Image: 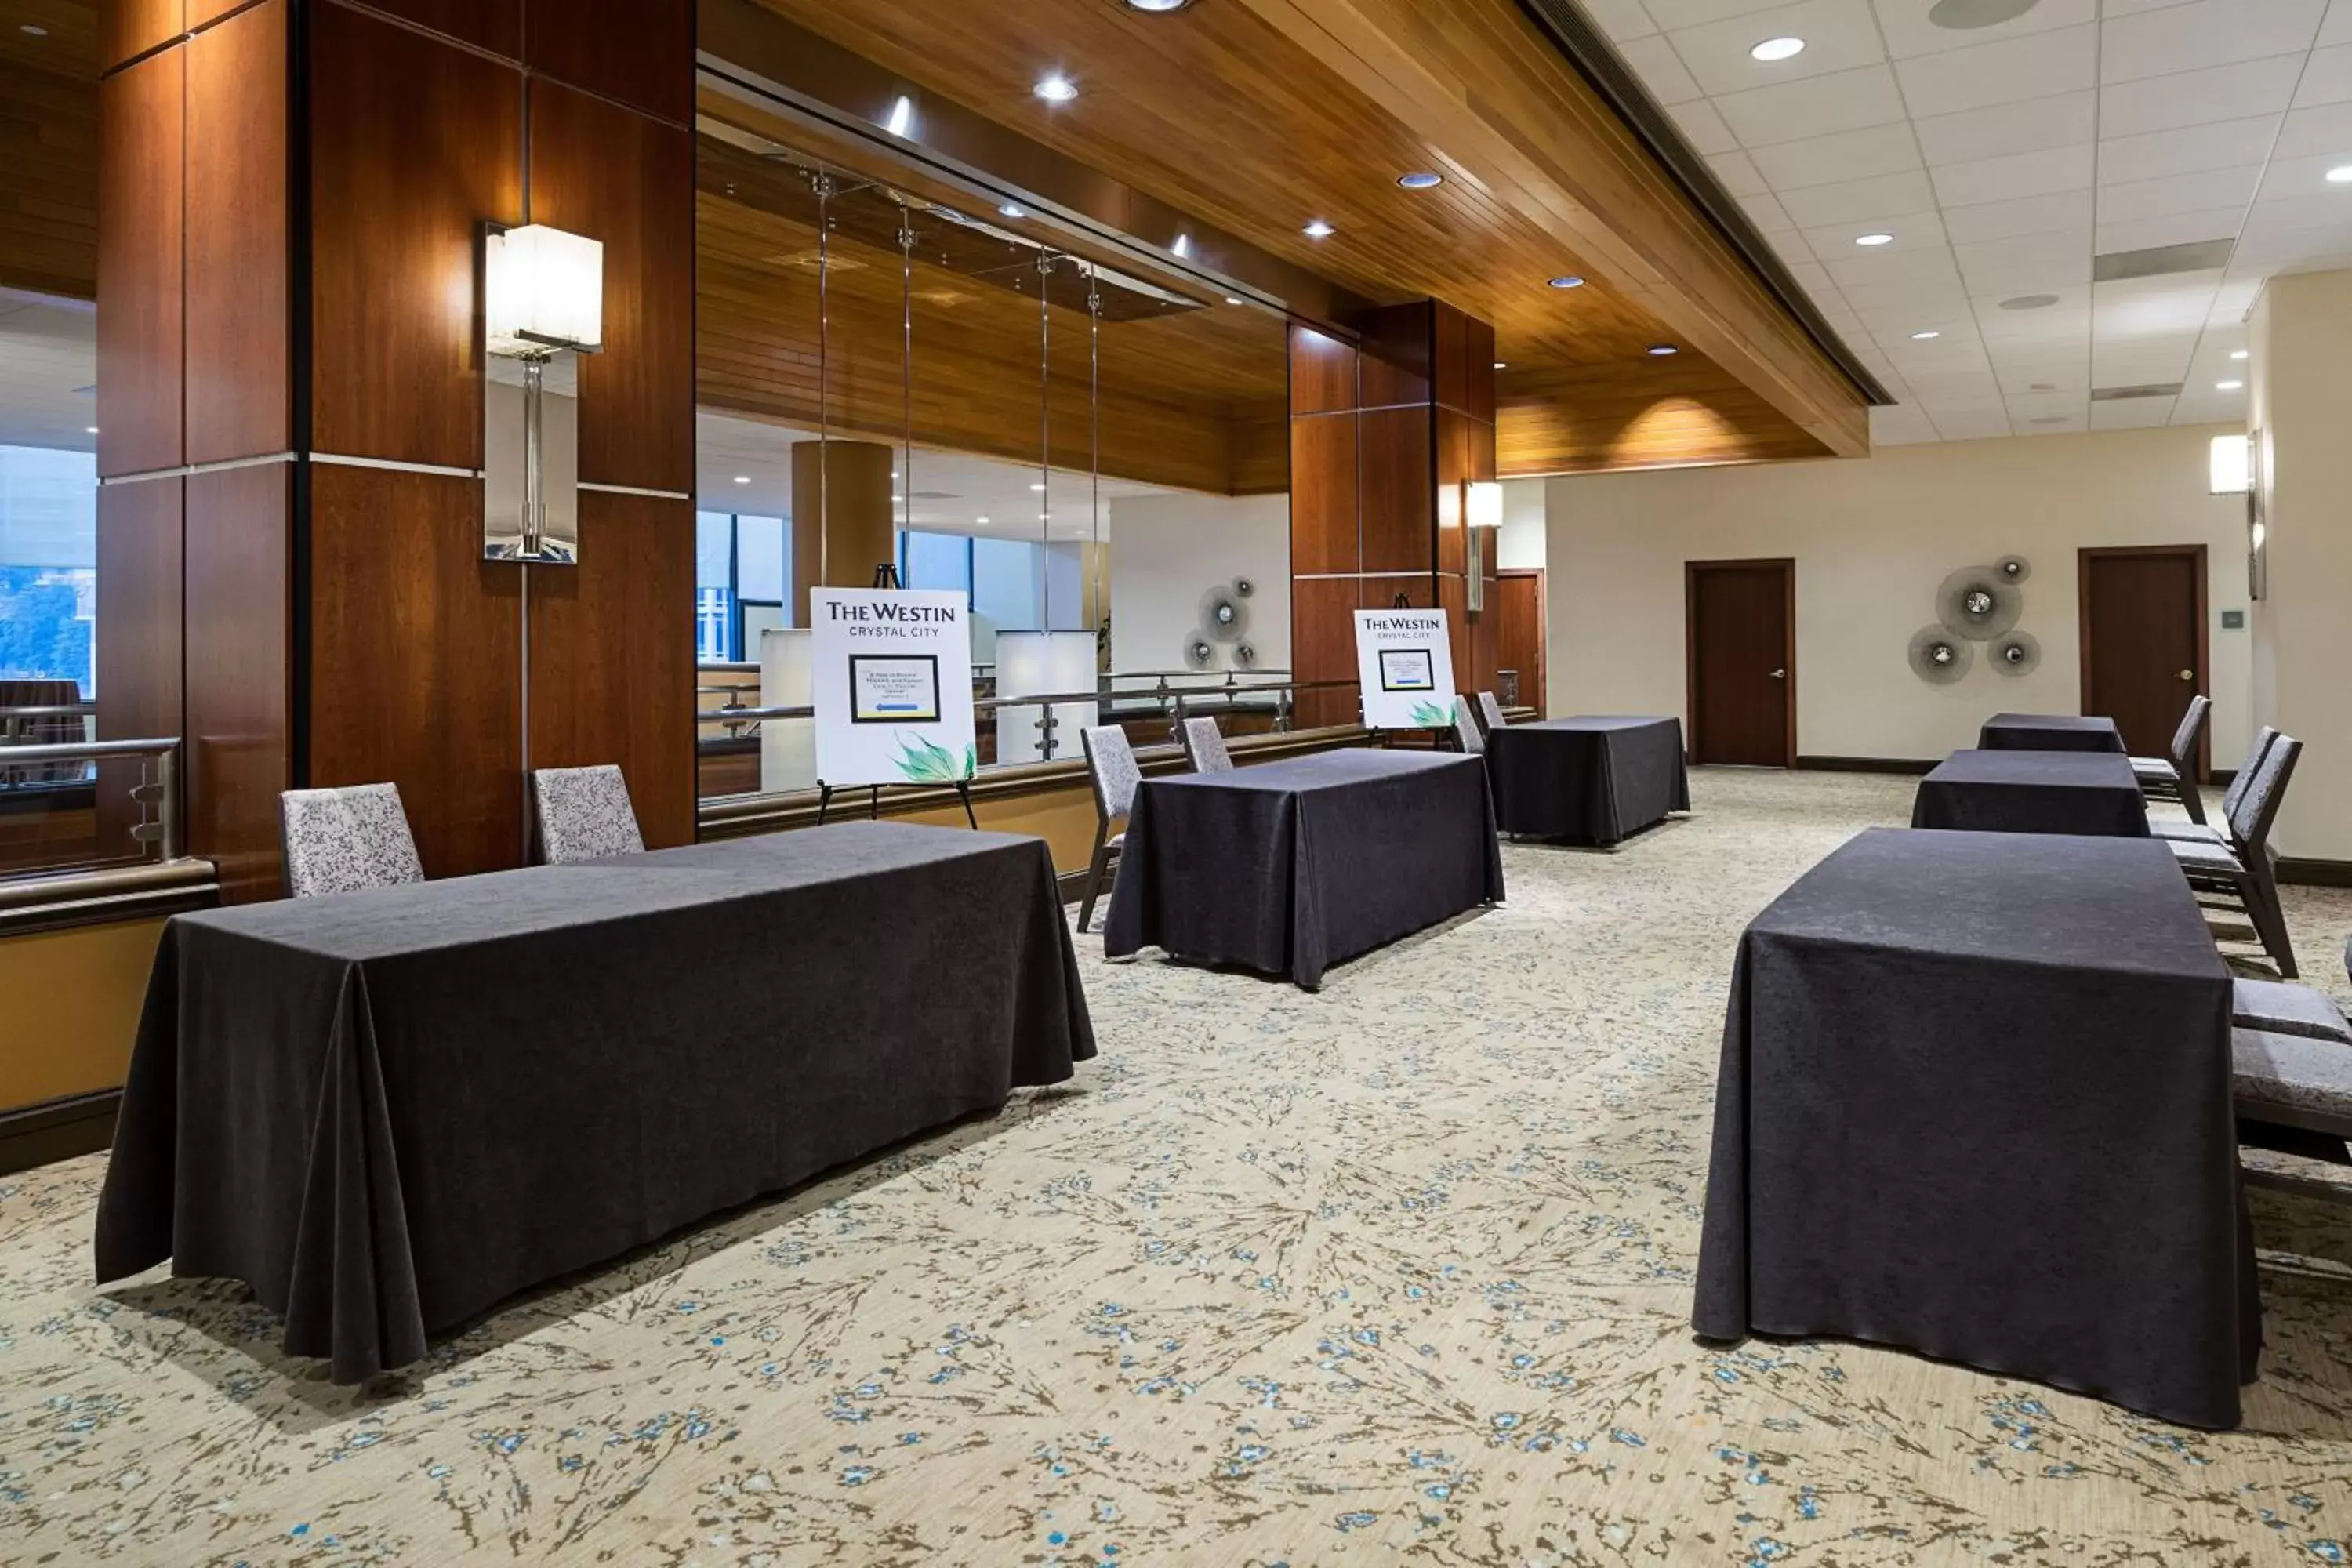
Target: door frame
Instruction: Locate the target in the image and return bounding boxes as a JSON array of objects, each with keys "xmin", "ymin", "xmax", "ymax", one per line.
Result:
[
  {"xmin": 1497, "ymin": 566, "xmax": 1546, "ymax": 714},
  {"xmin": 2077, "ymin": 544, "xmax": 2209, "ymax": 782},
  {"xmin": 1685, "ymin": 557, "xmax": 1796, "ymax": 768}
]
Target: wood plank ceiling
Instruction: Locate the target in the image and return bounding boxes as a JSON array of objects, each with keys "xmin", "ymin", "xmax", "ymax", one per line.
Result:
[
  {"xmin": 736, "ymin": 0, "xmax": 1865, "ymax": 476},
  {"xmin": 0, "ymin": 0, "xmax": 100, "ymax": 299}
]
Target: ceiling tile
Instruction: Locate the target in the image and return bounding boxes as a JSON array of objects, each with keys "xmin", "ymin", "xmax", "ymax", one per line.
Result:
[
  {"xmin": 1912, "ymin": 92, "xmax": 2096, "ymax": 167},
  {"xmin": 2099, "ymin": 56, "xmax": 2306, "ymax": 138},
  {"xmin": 1643, "ymin": 0, "xmax": 1787, "ymax": 25},
  {"xmin": 2101, "ymin": 1, "xmax": 2325, "ymax": 84},
  {"xmin": 2273, "ymin": 100, "xmax": 2352, "ymax": 157},
  {"xmin": 2097, "ymin": 115, "xmax": 2282, "ymax": 187},
  {"xmin": 2092, "ymin": 208, "xmax": 2248, "ymax": 255},
  {"xmin": 1737, "ymin": 188, "xmax": 1797, "ymax": 230},
  {"xmin": 2090, "ymin": 397, "xmax": 2175, "ymax": 429},
  {"xmin": 1705, "ymin": 149, "xmax": 1771, "ymax": 196},
  {"xmin": 1581, "ymin": 0, "xmax": 1660, "ymax": 42},
  {"xmin": 1809, "ymin": 217, "xmax": 1953, "ymax": 269},
  {"xmin": 2293, "ymin": 42, "xmax": 2352, "ymax": 106},
  {"xmin": 1931, "ymin": 144, "xmax": 2095, "ymax": 208},
  {"xmin": 1894, "ymin": 25, "xmax": 2097, "ymax": 118},
  {"xmin": 2255, "ymin": 148, "xmax": 2352, "ymax": 201},
  {"xmin": 1959, "ymin": 259, "xmax": 2094, "ymax": 298},
  {"xmin": 1617, "ymin": 34, "xmax": 1704, "ymax": 103},
  {"xmin": 2325, "ymin": 0, "xmax": 2352, "ymax": 46},
  {"xmin": 1870, "ymin": 0, "xmax": 2095, "ymax": 59},
  {"xmin": 2096, "ymin": 165, "xmax": 2265, "ymax": 224},
  {"xmin": 1668, "ymin": 98, "xmax": 1741, "ymax": 155},
  {"xmin": 1748, "ymin": 124, "xmax": 1923, "ymax": 189},
  {"xmin": 1667, "ymin": 0, "xmax": 1886, "ymax": 96},
  {"xmin": 1777, "ymin": 169, "xmax": 1939, "ymax": 227},
  {"xmin": 1929, "ymin": 407, "xmax": 2019, "ymax": 440},
  {"xmin": 1953, "ymin": 226, "xmax": 2094, "ymax": 273},
  {"xmin": 1869, "ymin": 403, "xmax": 1940, "ymax": 444},
  {"xmin": 1711, "ymin": 62, "xmax": 1911, "ymax": 144},
  {"xmin": 1940, "ymin": 189, "xmax": 2096, "ymax": 244}
]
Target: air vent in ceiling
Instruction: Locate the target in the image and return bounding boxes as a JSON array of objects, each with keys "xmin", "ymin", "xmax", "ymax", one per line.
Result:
[
  {"xmin": 2092, "ymin": 238, "xmax": 2234, "ymax": 283},
  {"xmin": 2090, "ymin": 383, "xmax": 2183, "ymax": 401}
]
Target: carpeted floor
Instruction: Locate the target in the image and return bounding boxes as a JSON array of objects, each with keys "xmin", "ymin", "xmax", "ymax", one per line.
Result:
[{"xmin": 6, "ymin": 768, "xmax": 2352, "ymax": 1566}]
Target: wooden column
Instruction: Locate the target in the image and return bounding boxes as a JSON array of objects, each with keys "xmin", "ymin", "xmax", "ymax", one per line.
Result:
[
  {"xmin": 1287, "ymin": 302, "xmax": 1497, "ymax": 730},
  {"xmin": 96, "ymin": 0, "xmax": 695, "ymax": 898},
  {"xmin": 790, "ymin": 439, "xmax": 898, "ymax": 621}
]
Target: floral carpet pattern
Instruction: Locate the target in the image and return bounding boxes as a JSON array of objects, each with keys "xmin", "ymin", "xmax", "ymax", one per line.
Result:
[{"xmin": 5, "ymin": 768, "xmax": 2352, "ymax": 1566}]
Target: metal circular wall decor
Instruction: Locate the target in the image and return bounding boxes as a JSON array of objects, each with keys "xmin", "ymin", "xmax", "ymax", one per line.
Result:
[
  {"xmin": 1909, "ymin": 625, "xmax": 1975, "ymax": 685},
  {"xmin": 1936, "ymin": 566, "xmax": 2023, "ymax": 639},
  {"xmin": 1197, "ymin": 584, "xmax": 1249, "ymax": 642},
  {"xmin": 1992, "ymin": 630, "xmax": 2042, "ymax": 676},
  {"xmin": 1181, "ymin": 633, "xmax": 1215, "ymax": 670},
  {"xmin": 1995, "ymin": 554, "xmax": 2032, "ymax": 584},
  {"xmin": 1232, "ymin": 576, "xmax": 1255, "ymax": 599},
  {"xmin": 1232, "ymin": 640, "xmax": 1258, "ymax": 669}
]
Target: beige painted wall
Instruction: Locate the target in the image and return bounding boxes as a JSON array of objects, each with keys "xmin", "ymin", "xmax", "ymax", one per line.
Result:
[
  {"xmin": 2249, "ymin": 270, "xmax": 2352, "ymax": 861},
  {"xmin": 1543, "ymin": 424, "xmax": 2252, "ymax": 767}
]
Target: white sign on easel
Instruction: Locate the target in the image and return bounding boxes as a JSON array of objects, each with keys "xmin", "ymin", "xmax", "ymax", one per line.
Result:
[
  {"xmin": 811, "ymin": 588, "xmax": 978, "ymax": 793},
  {"xmin": 1353, "ymin": 606, "xmax": 1458, "ymax": 730}
]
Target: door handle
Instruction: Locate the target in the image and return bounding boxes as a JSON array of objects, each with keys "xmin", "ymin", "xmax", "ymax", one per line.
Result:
[
  {"xmin": 1769, "ymin": 668, "xmax": 1786, "ymax": 680},
  {"xmin": 2178, "ymin": 669, "xmax": 2194, "ymax": 681}
]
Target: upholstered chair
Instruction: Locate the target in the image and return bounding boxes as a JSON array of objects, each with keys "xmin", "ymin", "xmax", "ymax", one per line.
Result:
[
  {"xmin": 2132, "ymin": 694, "xmax": 2211, "ymax": 825},
  {"xmin": 280, "ymin": 783, "xmax": 426, "ymax": 898},
  {"xmin": 532, "ymin": 764, "xmax": 647, "ymax": 865},
  {"xmin": 1078, "ymin": 725, "xmax": 1141, "ymax": 935},
  {"xmin": 1476, "ymin": 691, "xmax": 1508, "ymax": 735},
  {"xmin": 1179, "ymin": 717, "xmax": 1234, "ymax": 774}
]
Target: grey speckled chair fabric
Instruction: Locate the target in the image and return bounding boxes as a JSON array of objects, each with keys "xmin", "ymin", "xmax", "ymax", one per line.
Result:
[
  {"xmin": 2133, "ymin": 695, "xmax": 2211, "ymax": 826},
  {"xmin": 2156, "ymin": 725, "xmax": 2274, "ymax": 851},
  {"xmin": 2234, "ymin": 978, "xmax": 2352, "ymax": 1043},
  {"xmin": 280, "ymin": 784, "xmax": 426, "ymax": 899},
  {"xmin": 532, "ymin": 764, "xmax": 646, "ymax": 865},
  {"xmin": 1476, "ymin": 691, "xmax": 1508, "ymax": 735},
  {"xmin": 2172, "ymin": 731, "xmax": 2301, "ymax": 978},
  {"xmin": 2234, "ymin": 1028, "xmax": 2352, "ymax": 1134},
  {"xmin": 1452, "ymin": 700, "xmax": 1486, "ymax": 756},
  {"xmin": 1178, "ymin": 717, "xmax": 1234, "ymax": 774},
  {"xmin": 1078, "ymin": 726, "xmax": 1139, "ymax": 935}
]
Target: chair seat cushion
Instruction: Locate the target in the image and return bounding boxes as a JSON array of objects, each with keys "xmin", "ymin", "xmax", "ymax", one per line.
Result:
[
  {"xmin": 2131, "ymin": 757, "xmax": 2178, "ymax": 781},
  {"xmin": 2169, "ymin": 837, "xmax": 2244, "ymax": 873},
  {"xmin": 2234, "ymin": 979, "xmax": 2352, "ymax": 1043},
  {"xmin": 2152, "ymin": 820, "xmax": 2227, "ymax": 845},
  {"xmin": 2235, "ymin": 1027, "xmax": 2352, "ymax": 1126}
]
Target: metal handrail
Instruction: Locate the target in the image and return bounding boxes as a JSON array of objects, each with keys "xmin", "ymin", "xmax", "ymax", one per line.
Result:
[
  {"xmin": 0, "ymin": 735, "xmax": 186, "ymax": 864},
  {"xmin": 0, "ymin": 703, "xmax": 96, "ymax": 720},
  {"xmin": 696, "ymin": 677, "xmax": 1359, "ymax": 728}
]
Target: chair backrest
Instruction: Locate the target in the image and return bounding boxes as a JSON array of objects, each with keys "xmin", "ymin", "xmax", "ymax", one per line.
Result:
[
  {"xmin": 1476, "ymin": 691, "xmax": 1508, "ymax": 735},
  {"xmin": 280, "ymin": 783, "xmax": 425, "ymax": 898},
  {"xmin": 2222, "ymin": 725, "xmax": 2279, "ymax": 822},
  {"xmin": 532, "ymin": 764, "xmax": 646, "ymax": 865},
  {"xmin": 1452, "ymin": 699, "xmax": 1485, "ymax": 755},
  {"xmin": 2168, "ymin": 693, "xmax": 2212, "ymax": 774},
  {"xmin": 2229, "ymin": 731, "xmax": 2301, "ymax": 855},
  {"xmin": 1178, "ymin": 716, "xmax": 1233, "ymax": 773},
  {"xmin": 1082, "ymin": 725, "xmax": 1141, "ymax": 821}
]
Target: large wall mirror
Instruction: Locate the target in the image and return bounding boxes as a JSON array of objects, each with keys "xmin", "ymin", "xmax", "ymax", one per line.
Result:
[{"xmin": 692, "ymin": 99, "xmax": 1290, "ymax": 804}]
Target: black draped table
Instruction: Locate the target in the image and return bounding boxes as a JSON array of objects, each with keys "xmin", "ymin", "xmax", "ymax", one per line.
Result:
[
  {"xmin": 1694, "ymin": 828, "xmax": 2255, "ymax": 1428},
  {"xmin": 1911, "ymin": 749, "xmax": 2150, "ymax": 837},
  {"xmin": 1484, "ymin": 716, "xmax": 1690, "ymax": 845},
  {"xmin": 1978, "ymin": 712, "xmax": 2126, "ymax": 753},
  {"xmin": 1102, "ymin": 748, "xmax": 1504, "ymax": 989},
  {"xmin": 94, "ymin": 823, "xmax": 1095, "ymax": 1383}
]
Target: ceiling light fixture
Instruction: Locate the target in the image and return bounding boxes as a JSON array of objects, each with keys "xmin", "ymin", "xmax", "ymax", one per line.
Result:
[
  {"xmin": 1171, "ymin": 233, "xmax": 1192, "ymax": 259},
  {"xmin": 975, "ymin": 515, "xmax": 991, "ymax": 524},
  {"xmin": 884, "ymin": 96, "xmax": 913, "ymax": 137},
  {"xmin": 1397, "ymin": 172, "xmax": 1443, "ymax": 190},
  {"xmin": 1647, "ymin": 344, "xmax": 1679, "ymax": 356},
  {"xmin": 2230, "ymin": 350, "xmax": 2249, "ymax": 361},
  {"xmin": 1910, "ymin": 330, "xmax": 1940, "ymax": 339},
  {"xmin": 1855, "ymin": 232, "xmax": 1894, "ymax": 246},
  {"xmin": 1224, "ymin": 296, "xmax": 1244, "ymax": 305},
  {"xmin": 1548, "ymin": 275, "xmax": 1585, "ymax": 289},
  {"xmin": 1123, "ymin": 0, "xmax": 1196, "ymax": 9},
  {"xmin": 1749, "ymin": 36, "xmax": 1806, "ymax": 61},
  {"xmin": 1303, "ymin": 219, "xmax": 1335, "ymax": 238},
  {"xmin": 2216, "ymin": 379, "xmax": 2244, "ymax": 390},
  {"xmin": 85, "ymin": 425, "xmax": 98, "ymax": 434},
  {"xmin": 1494, "ymin": 361, "xmax": 1507, "ymax": 370},
  {"xmin": 2328, "ymin": 165, "xmax": 2352, "ymax": 184},
  {"xmin": 1034, "ymin": 74, "xmax": 1079, "ymax": 103},
  {"xmin": 2000, "ymin": 293, "xmax": 2060, "ymax": 310},
  {"xmin": 998, "ymin": 202, "xmax": 1026, "ymax": 220},
  {"xmin": 1029, "ymin": 482, "xmax": 1047, "ymax": 492},
  {"xmin": 733, "ymin": 475, "xmax": 750, "ymax": 485}
]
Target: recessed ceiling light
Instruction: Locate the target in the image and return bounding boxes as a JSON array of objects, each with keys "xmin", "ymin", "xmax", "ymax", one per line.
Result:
[
  {"xmin": 1749, "ymin": 36, "xmax": 1806, "ymax": 61},
  {"xmin": 1034, "ymin": 74, "xmax": 1079, "ymax": 103},
  {"xmin": 85, "ymin": 425, "xmax": 98, "ymax": 434},
  {"xmin": 1398, "ymin": 172, "xmax": 1443, "ymax": 190},
  {"xmin": 1303, "ymin": 219, "xmax": 1335, "ymax": 239},
  {"xmin": 1171, "ymin": 234, "xmax": 1192, "ymax": 259},
  {"xmin": 1910, "ymin": 330, "xmax": 1940, "ymax": 339},
  {"xmin": 2000, "ymin": 293, "xmax": 2060, "ymax": 310},
  {"xmin": 2217, "ymin": 379, "xmax": 2244, "ymax": 390},
  {"xmin": 884, "ymin": 96, "xmax": 913, "ymax": 137},
  {"xmin": 1854, "ymin": 232, "xmax": 1894, "ymax": 246},
  {"xmin": 998, "ymin": 202, "xmax": 1026, "ymax": 219},
  {"xmin": 1224, "ymin": 296, "xmax": 1244, "ymax": 305},
  {"xmin": 1548, "ymin": 275, "xmax": 1585, "ymax": 289},
  {"xmin": 2230, "ymin": 349, "xmax": 2249, "ymax": 361},
  {"xmin": 975, "ymin": 515, "xmax": 990, "ymax": 524},
  {"xmin": 1123, "ymin": 0, "xmax": 1195, "ymax": 9},
  {"xmin": 1029, "ymin": 482, "xmax": 1048, "ymax": 492},
  {"xmin": 1494, "ymin": 361, "xmax": 1508, "ymax": 370},
  {"xmin": 1646, "ymin": 344, "xmax": 1679, "ymax": 356},
  {"xmin": 733, "ymin": 475, "xmax": 750, "ymax": 485},
  {"xmin": 1929, "ymin": 0, "xmax": 2042, "ymax": 27},
  {"xmin": 2327, "ymin": 165, "xmax": 2352, "ymax": 184}
]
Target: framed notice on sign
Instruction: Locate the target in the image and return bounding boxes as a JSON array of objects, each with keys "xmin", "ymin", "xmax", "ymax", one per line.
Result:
[
  {"xmin": 849, "ymin": 655, "xmax": 942, "ymax": 724},
  {"xmin": 811, "ymin": 588, "xmax": 978, "ymax": 788},
  {"xmin": 1353, "ymin": 607, "xmax": 1457, "ymax": 730}
]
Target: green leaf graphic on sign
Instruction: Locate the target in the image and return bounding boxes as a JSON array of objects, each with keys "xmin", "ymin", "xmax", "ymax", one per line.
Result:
[
  {"xmin": 894, "ymin": 734, "xmax": 970, "ymax": 784},
  {"xmin": 1411, "ymin": 699, "xmax": 1452, "ymax": 728}
]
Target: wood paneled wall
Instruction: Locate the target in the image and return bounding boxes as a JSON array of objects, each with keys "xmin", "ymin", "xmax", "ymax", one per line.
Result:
[
  {"xmin": 97, "ymin": 0, "xmax": 699, "ymax": 894},
  {"xmin": 1287, "ymin": 303, "xmax": 1498, "ymax": 730}
]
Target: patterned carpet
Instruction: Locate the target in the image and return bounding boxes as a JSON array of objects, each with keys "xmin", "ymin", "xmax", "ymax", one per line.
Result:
[{"xmin": 6, "ymin": 768, "xmax": 2352, "ymax": 1567}]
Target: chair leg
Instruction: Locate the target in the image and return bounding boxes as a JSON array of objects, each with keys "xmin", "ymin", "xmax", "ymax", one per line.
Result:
[
  {"xmin": 2180, "ymin": 777, "xmax": 2209, "ymax": 826},
  {"xmin": 1076, "ymin": 840, "xmax": 1111, "ymax": 934},
  {"xmin": 2239, "ymin": 866, "xmax": 2299, "ymax": 979}
]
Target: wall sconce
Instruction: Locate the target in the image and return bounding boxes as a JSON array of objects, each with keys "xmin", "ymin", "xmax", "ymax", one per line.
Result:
[
  {"xmin": 2209, "ymin": 432, "xmax": 2249, "ymax": 495},
  {"xmin": 483, "ymin": 222, "xmax": 604, "ymax": 564},
  {"xmin": 1464, "ymin": 480, "xmax": 1502, "ymax": 613}
]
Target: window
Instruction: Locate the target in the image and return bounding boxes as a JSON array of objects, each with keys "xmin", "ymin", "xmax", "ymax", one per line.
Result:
[
  {"xmin": 0, "ymin": 445, "xmax": 98, "ymax": 696},
  {"xmin": 689, "ymin": 512, "xmax": 791, "ymax": 662}
]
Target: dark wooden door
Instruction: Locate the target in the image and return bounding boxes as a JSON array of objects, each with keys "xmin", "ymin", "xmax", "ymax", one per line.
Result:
[
  {"xmin": 2080, "ymin": 546, "xmax": 2207, "ymax": 776},
  {"xmin": 1496, "ymin": 569, "xmax": 1546, "ymax": 714},
  {"xmin": 1687, "ymin": 559, "xmax": 1793, "ymax": 767}
]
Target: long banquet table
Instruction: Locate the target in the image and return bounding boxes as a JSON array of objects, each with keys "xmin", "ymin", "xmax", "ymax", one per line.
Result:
[
  {"xmin": 1911, "ymin": 748, "xmax": 2151, "ymax": 837},
  {"xmin": 94, "ymin": 822, "xmax": 1096, "ymax": 1383},
  {"xmin": 1977, "ymin": 712, "xmax": 2127, "ymax": 753},
  {"xmin": 1483, "ymin": 716, "xmax": 1690, "ymax": 844},
  {"xmin": 1693, "ymin": 828, "xmax": 2256, "ymax": 1428},
  {"xmin": 1101, "ymin": 747, "xmax": 1504, "ymax": 989}
]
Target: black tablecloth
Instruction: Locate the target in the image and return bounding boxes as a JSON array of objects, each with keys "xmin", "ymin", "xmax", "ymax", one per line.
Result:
[
  {"xmin": 1911, "ymin": 749, "xmax": 2151, "ymax": 837},
  {"xmin": 1484, "ymin": 717, "xmax": 1690, "ymax": 844},
  {"xmin": 1693, "ymin": 829, "xmax": 2253, "ymax": 1428},
  {"xmin": 1978, "ymin": 712, "xmax": 2126, "ymax": 753},
  {"xmin": 94, "ymin": 823, "xmax": 1095, "ymax": 1383},
  {"xmin": 1102, "ymin": 748, "xmax": 1504, "ymax": 989}
]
